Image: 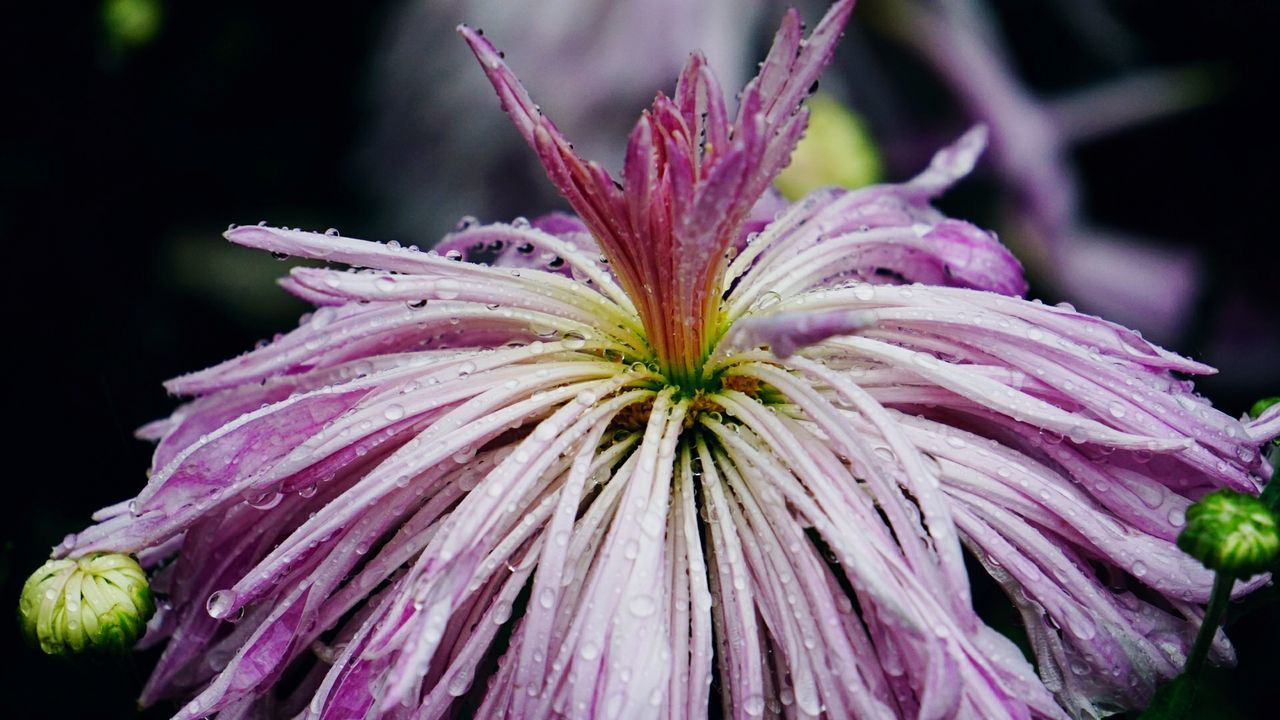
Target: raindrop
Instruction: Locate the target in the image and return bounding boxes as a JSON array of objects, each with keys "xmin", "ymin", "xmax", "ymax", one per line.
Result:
[
  {"xmin": 436, "ymin": 279, "xmax": 461, "ymax": 299},
  {"xmin": 752, "ymin": 291, "xmax": 782, "ymax": 312},
  {"xmin": 446, "ymin": 669, "xmax": 474, "ymax": 697},
  {"xmin": 206, "ymin": 590, "xmax": 237, "ymax": 620},
  {"xmin": 628, "ymin": 595, "xmax": 657, "ymax": 617},
  {"xmin": 492, "ymin": 601, "xmax": 513, "ymax": 625},
  {"xmin": 246, "ymin": 490, "xmax": 283, "ymax": 510}
]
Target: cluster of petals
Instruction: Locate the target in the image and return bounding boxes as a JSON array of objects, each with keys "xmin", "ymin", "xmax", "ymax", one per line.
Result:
[{"xmin": 56, "ymin": 1, "xmax": 1277, "ymax": 718}]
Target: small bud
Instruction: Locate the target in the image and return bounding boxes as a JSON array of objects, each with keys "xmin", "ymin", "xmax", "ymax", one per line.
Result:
[
  {"xmin": 774, "ymin": 94, "xmax": 882, "ymax": 200},
  {"xmin": 1177, "ymin": 490, "xmax": 1280, "ymax": 578},
  {"xmin": 18, "ymin": 553, "xmax": 155, "ymax": 656},
  {"xmin": 1248, "ymin": 396, "xmax": 1279, "ymax": 420}
]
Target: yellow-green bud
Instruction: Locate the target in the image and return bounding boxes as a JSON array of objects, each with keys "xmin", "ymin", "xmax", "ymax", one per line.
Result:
[
  {"xmin": 1249, "ymin": 396, "xmax": 1279, "ymax": 420},
  {"xmin": 774, "ymin": 94, "xmax": 882, "ymax": 201},
  {"xmin": 102, "ymin": 0, "xmax": 163, "ymax": 49},
  {"xmin": 18, "ymin": 553, "xmax": 155, "ymax": 655},
  {"xmin": 1177, "ymin": 490, "xmax": 1280, "ymax": 578}
]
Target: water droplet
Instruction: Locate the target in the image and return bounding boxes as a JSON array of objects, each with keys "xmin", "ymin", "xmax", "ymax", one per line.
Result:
[
  {"xmin": 446, "ymin": 668, "xmax": 474, "ymax": 697},
  {"xmin": 628, "ymin": 595, "xmax": 657, "ymax": 617},
  {"xmin": 752, "ymin": 291, "xmax": 782, "ymax": 312},
  {"xmin": 246, "ymin": 490, "xmax": 283, "ymax": 510},
  {"xmin": 206, "ymin": 590, "xmax": 237, "ymax": 619},
  {"xmin": 384, "ymin": 404, "xmax": 406, "ymax": 421},
  {"xmin": 436, "ymin": 278, "xmax": 460, "ymax": 300}
]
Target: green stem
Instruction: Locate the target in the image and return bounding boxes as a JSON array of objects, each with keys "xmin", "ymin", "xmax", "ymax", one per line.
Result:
[{"xmin": 1184, "ymin": 571, "xmax": 1233, "ymax": 680}]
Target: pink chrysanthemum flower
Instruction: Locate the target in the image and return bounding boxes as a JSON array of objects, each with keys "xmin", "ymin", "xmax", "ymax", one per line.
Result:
[{"xmin": 37, "ymin": 1, "xmax": 1279, "ymax": 718}]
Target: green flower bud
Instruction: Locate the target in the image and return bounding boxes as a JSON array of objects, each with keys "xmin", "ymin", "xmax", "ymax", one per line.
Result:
[
  {"xmin": 1177, "ymin": 490, "xmax": 1280, "ymax": 578},
  {"xmin": 102, "ymin": 0, "xmax": 163, "ymax": 49},
  {"xmin": 774, "ymin": 94, "xmax": 882, "ymax": 201},
  {"xmin": 18, "ymin": 553, "xmax": 155, "ymax": 655},
  {"xmin": 1248, "ymin": 396, "xmax": 1279, "ymax": 419}
]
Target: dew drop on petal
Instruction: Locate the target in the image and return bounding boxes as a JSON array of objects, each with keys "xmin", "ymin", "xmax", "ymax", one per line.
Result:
[
  {"xmin": 446, "ymin": 669, "xmax": 474, "ymax": 697},
  {"xmin": 436, "ymin": 278, "xmax": 461, "ymax": 299},
  {"xmin": 628, "ymin": 595, "xmax": 657, "ymax": 618},
  {"xmin": 206, "ymin": 590, "xmax": 236, "ymax": 619},
  {"xmin": 246, "ymin": 490, "xmax": 283, "ymax": 510}
]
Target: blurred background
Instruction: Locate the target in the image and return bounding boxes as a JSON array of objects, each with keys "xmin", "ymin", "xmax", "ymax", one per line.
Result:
[{"xmin": 2, "ymin": 0, "xmax": 1276, "ymax": 717}]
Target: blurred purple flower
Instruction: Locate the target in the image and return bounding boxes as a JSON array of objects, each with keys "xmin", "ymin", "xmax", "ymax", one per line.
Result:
[
  {"xmin": 362, "ymin": 0, "xmax": 764, "ymax": 239},
  {"xmin": 869, "ymin": 0, "xmax": 1223, "ymax": 348},
  {"xmin": 45, "ymin": 1, "xmax": 1279, "ymax": 718}
]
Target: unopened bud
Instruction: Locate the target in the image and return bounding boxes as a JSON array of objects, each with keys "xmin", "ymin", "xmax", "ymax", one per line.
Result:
[
  {"xmin": 18, "ymin": 553, "xmax": 154, "ymax": 655},
  {"xmin": 1177, "ymin": 490, "xmax": 1279, "ymax": 578},
  {"xmin": 1249, "ymin": 396, "xmax": 1279, "ymax": 420},
  {"xmin": 775, "ymin": 94, "xmax": 881, "ymax": 200}
]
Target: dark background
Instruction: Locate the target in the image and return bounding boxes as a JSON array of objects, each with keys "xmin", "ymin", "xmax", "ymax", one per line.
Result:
[{"xmin": 2, "ymin": 1, "xmax": 1276, "ymax": 717}]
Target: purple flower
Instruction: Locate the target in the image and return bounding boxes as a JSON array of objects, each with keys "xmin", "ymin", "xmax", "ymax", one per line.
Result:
[{"xmin": 35, "ymin": 1, "xmax": 1278, "ymax": 717}]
